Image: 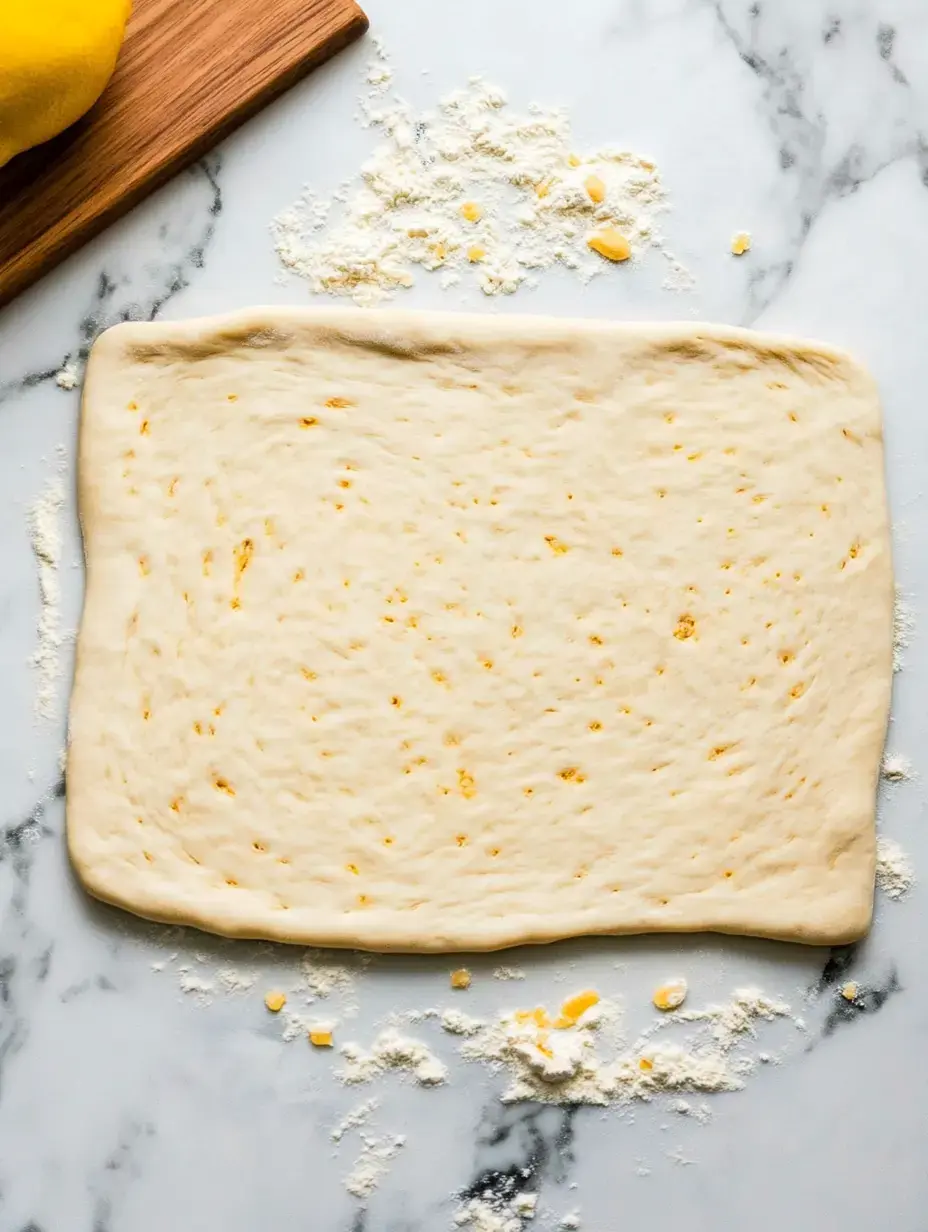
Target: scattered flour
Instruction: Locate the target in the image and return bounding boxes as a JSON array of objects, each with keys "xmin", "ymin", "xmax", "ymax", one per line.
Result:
[
  {"xmin": 440, "ymin": 1009, "xmax": 486, "ymax": 1036},
  {"xmin": 493, "ymin": 967, "xmax": 526, "ymax": 982},
  {"xmin": 676, "ymin": 987, "xmax": 793, "ymax": 1048},
  {"xmin": 165, "ymin": 946, "xmax": 372, "ymax": 1038},
  {"xmin": 281, "ymin": 1005, "xmax": 336, "ymax": 1043},
  {"xmin": 273, "ymin": 51, "xmax": 687, "ymax": 306},
  {"xmin": 669, "ymin": 1098, "xmax": 712, "ymax": 1125},
  {"xmin": 385, "ymin": 1006, "xmax": 439, "ymax": 1028},
  {"xmin": 215, "ymin": 968, "xmax": 256, "ymax": 993},
  {"xmin": 28, "ymin": 475, "xmax": 65, "ymax": 719},
  {"xmin": 165, "ymin": 944, "xmax": 797, "ymax": 1121},
  {"xmin": 512, "ymin": 1194, "xmax": 537, "ymax": 1218},
  {"xmin": 298, "ymin": 949, "xmax": 371, "ymax": 1018},
  {"xmin": 331, "ymin": 1097, "xmax": 380, "ymax": 1142},
  {"xmin": 178, "ymin": 970, "xmax": 215, "ymax": 1003},
  {"xmin": 456, "ymin": 988, "xmax": 797, "ymax": 1107},
  {"xmin": 365, "ymin": 45, "xmax": 393, "ymax": 91},
  {"xmin": 666, "ymin": 1146, "xmax": 696, "ymax": 1166},
  {"xmin": 454, "ymin": 1195, "xmax": 537, "ymax": 1232},
  {"xmin": 55, "ymin": 360, "xmax": 79, "ymax": 390},
  {"xmin": 344, "ymin": 1132, "xmax": 406, "ymax": 1199},
  {"xmin": 876, "ymin": 836, "xmax": 914, "ymax": 899},
  {"xmin": 893, "ymin": 588, "xmax": 915, "ymax": 673},
  {"xmin": 276, "ymin": 949, "xmax": 372, "ymax": 1038},
  {"xmin": 301, "ymin": 949, "xmax": 365, "ymax": 998},
  {"xmin": 338, "ymin": 1029, "xmax": 448, "ymax": 1087},
  {"xmin": 881, "ymin": 752, "xmax": 913, "ymax": 782}
]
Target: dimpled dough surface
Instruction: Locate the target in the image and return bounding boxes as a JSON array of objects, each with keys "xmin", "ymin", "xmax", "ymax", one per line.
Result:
[{"xmin": 68, "ymin": 308, "xmax": 893, "ymax": 951}]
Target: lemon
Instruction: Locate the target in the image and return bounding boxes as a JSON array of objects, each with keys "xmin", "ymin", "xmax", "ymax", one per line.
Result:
[{"xmin": 0, "ymin": 0, "xmax": 132, "ymax": 168}]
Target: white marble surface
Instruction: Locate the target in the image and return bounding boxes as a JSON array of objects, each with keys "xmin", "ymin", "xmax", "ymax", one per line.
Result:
[{"xmin": 2, "ymin": 0, "xmax": 927, "ymax": 1228}]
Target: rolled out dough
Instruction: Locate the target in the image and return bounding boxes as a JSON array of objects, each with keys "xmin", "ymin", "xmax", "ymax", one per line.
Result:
[{"xmin": 68, "ymin": 308, "xmax": 893, "ymax": 950}]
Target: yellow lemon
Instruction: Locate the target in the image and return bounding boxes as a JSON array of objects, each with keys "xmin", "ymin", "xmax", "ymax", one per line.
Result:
[{"xmin": 0, "ymin": 0, "xmax": 132, "ymax": 168}]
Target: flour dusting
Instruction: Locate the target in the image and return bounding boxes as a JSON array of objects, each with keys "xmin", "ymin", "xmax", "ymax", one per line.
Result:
[
  {"xmin": 298, "ymin": 949, "xmax": 372, "ymax": 1017},
  {"xmin": 178, "ymin": 969, "xmax": 215, "ymax": 1003},
  {"xmin": 278, "ymin": 951, "xmax": 373, "ymax": 1038},
  {"xmin": 893, "ymin": 588, "xmax": 915, "ymax": 673},
  {"xmin": 453, "ymin": 1196, "xmax": 534, "ymax": 1232},
  {"xmin": 273, "ymin": 49, "xmax": 687, "ymax": 305},
  {"xmin": 216, "ymin": 968, "xmax": 256, "ymax": 993},
  {"xmin": 164, "ymin": 945, "xmax": 373, "ymax": 1042},
  {"xmin": 493, "ymin": 967, "xmax": 526, "ymax": 982},
  {"xmin": 332, "ymin": 1097, "xmax": 380, "ymax": 1143},
  {"xmin": 28, "ymin": 475, "xmax": 65, "ymax": 719},
  {"xmin": 876, "ymin": 836, "xmax": 914, "ymax": 899},
  {"xmin": 338, "ymin": 1029, "xmax": 448, "ymax": 1087},
  {"xmin": 345, "ymin": 1132, "xmax": 406, "ymax": 1199},
  {"xmin": 455, "ymin": 987, "xmax": 797, "ymax": 1107},
  {"xmin": 881, "ymin": 752, "xmax": 913, "ymax": 783},
  {"xmin": 440, "ymin": 1008, "xmax": 486, "ymax": 1036},
  {"xmin": 55, "ymin": 361, "xmax": 79, "ymax": 391},
  {"xmin": 677, "ymin": 987, "xmax": 794, "ymax": 1048}
]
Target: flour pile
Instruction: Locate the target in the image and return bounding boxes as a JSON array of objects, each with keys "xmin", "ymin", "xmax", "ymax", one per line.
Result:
[
  {"xmin": 273, "ymin": 47, "xmax": 686, "ymax": 305},
  {"xmin": 336, "ymin": 986, "xmax": 799, "ymax": 1110},
  {"xmin": 453, "ymin": 1193, "xmax": 538, "ymax": 1232},
  {"xmin": 338, "ymin": 1028, "xmax": 448, "ymax": 1087},
  {"xmin": 451, "ymin": 987, "xmax": 796, "ymax": 1106},
  {"xmin": 875, "ymin": 836, "xmax": 914, "ymax": 899},
  {"xmin": 55, "ymin": 361, "xmax": 79, "ymax": 391},
  {"xmin": 881, "ymin": 752, "xmax": 913, "ymax": 783}
]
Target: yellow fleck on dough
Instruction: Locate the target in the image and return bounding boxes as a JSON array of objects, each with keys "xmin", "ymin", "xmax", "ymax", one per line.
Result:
[{"xmin": 68, "ymin": 308, "xmax": 892, "ymax": 952}]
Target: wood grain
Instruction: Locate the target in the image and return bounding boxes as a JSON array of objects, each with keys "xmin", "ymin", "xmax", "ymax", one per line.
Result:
[{"xmin": 0, "ymin": 0, "xmax": 368, "ymax": 310}]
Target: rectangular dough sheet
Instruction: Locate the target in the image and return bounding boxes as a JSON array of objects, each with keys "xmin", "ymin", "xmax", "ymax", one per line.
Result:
[{"xmin": 68, "ymin": 308, "xmax": 893, "ymax": 951}]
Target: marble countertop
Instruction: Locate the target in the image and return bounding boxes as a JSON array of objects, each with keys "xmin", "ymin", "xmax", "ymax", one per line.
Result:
[{"xmin": 2, "ymin": 1, "xmax": 927, "ymax": 1228}]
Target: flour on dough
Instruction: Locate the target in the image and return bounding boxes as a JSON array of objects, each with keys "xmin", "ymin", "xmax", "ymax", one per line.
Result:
[{"xmin": 68, "ymin": 309, "xmax": 893, "ymax": 950}]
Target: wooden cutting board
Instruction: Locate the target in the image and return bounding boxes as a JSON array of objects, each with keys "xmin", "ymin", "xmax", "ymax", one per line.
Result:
[{"xmin": 0, "ymin": 0, "xmax": 368, "ymax": 310}]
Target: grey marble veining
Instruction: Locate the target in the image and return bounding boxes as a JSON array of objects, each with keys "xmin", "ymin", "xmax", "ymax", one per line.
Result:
[
  {"xmin": 2, "ymin": 1, "xmax": 928, "ymax": 1228},
  {"xmin": 0, "ymin": 155, "xmax": 222, "ymax": 409}
]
